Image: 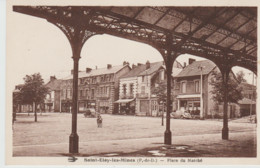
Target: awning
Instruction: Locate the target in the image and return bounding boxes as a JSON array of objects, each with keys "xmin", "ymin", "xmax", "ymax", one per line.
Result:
[
  {"xmin": 114, "ymin": 98, "xmax": 135, "ymax": 103},
  {"xmin": 176, "ymin": 94, "xmax": 200, "ymax": 99},
  {"xmin": 238, "ymin": 98, "xmax": 256, "ymax": 105}
]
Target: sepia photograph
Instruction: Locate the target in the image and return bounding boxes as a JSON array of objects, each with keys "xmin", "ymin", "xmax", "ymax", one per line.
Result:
[{"xmin": 5, "ymin": 0, "xmax": 259, "ymax": 165}]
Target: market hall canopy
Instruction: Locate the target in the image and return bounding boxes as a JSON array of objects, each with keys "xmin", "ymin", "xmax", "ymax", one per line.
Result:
[
  {"xmin": 13, "ymin": 6, "xmax": 257, "ymax": 73},
  {"xmin": 13, "ymin": 6, "xmax": 257, "ymax": 153}
]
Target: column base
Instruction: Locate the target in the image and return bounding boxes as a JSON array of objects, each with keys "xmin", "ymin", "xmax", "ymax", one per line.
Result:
[
  {"xmin": 164, "ymin": 130, "xmax": 172, "ymax": 145},
  {"xmin": 69, "ymin": 133, "xmax": 79, "ymax": 154},
  {"xmin": 222, "ymin": 127, "xmax": 229, "ymax": 140}
]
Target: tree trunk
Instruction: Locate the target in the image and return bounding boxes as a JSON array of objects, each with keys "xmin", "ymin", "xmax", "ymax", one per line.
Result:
[{"xmin": 34, "ymin": 102, "xmax": 37, "ymax": 122}]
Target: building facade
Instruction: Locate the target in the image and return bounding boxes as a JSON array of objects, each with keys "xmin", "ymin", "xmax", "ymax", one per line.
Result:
[
  {"xmin": 173, "ymin": 59, "xmax": 256, "ymax": 119},
  {"xmin": 60, "ymin": 63, "xmax": 131, "ymax": 114},
  {"xmin": 136, "ymin": 61, "xmax": 183, "ymax": 116},
  {"xmin": 116, "ymin": 61, "xmax": 183, "ymax": 116},
  {"xmin": 44, "ymin": 76, "xmax": 62, "ymax": 112}
]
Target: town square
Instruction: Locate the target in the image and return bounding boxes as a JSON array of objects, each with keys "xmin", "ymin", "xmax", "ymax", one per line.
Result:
[{"xmin": 5, "ymin": 3, "xmax": 259, "ymax": 165}]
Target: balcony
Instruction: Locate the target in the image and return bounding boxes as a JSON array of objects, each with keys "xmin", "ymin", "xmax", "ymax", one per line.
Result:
[
  {"xmin": 136, "ymin": 93, "xmax": 148, "ymax": 99},
  {"xmin": 120, "ymin": 93, "xmax": 134, "ymax": 99},
  {"xmin": 174, "ymin": 81, "xmax": 201, "ymax": 95},
  {"xmin": 96, "ymin": 94, "xmax": 110, "ymax": 98}
]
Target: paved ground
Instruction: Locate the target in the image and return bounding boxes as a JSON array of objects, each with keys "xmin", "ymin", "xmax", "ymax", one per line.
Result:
[{"xmin": 13, "ymin": 113, "xmax": 257, "ymax": 157}]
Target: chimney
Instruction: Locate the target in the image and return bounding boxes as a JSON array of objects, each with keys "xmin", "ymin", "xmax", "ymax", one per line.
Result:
[
  {"xmin": 95, "ymin": 66, "xmax": 97, "ymax": 70},
  {"xmin": 71, "ymin": 69, "xmax": 74, "ymax": 75},
  {"xmin": 107, "ymin": 64, "xmax": 112, "ymax": 69},
  {"xmin": 183, "ymin": 62, "xmax": 187, "ymax": 68},
  {"xmin": 86, "ymin": 68, "xmax": 92, "ymax": 73},
  {"xmin": 123, "ymin": 61, "xmax": 129, "ymax": 66},
  {"xmin": 189, "ymin": 58, "xmax": 196, "ymax": 65},
  {"xmin": 146, "ymin": 61, "xmax": 150, "ymax": 69},
  {"xmin": 137, "ymin": 63, "xmax": 142, "ymax": 66},
  {"xmin": 50, "ymin": 76, "xmax": 56, "ymax": 81},
  {"xmin": 132, "ymin": 64, "xmax": 136, "ymax": 69}
]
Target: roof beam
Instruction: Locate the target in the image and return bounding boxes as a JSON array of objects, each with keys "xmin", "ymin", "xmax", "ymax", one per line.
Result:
[
  {"xmin": 228, "ymin": 27, "xmax": 256, "ymax": 49},
  {"xmin": 216, "ymin": 15, "xmax": 255, "ymax": 46},
  {"xmin": 153, "ymin": 8, "xmax": 172, "ymax": 25},
  {"xmin": 174, "ymin": 8, "xmax": 223, "ymax": 50},
  {"xmin": 171, "ymin": 8, "xmax": 198, "ymax": 32},
  {"xmin": 202, "ymin": 8, "xmax": 240, "ymax": 41},
  {"xmin": 183, "ymin": 7, "xmax": 256, "ymax": 43}
]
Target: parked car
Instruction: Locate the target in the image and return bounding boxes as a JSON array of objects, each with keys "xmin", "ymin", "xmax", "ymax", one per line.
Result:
[
  {"xmin": 180, "ymin": 111, "xmax": 192, "ymax": 119},
  {"xmin": 83, "ymin": 108, "xmax": 96, "ymax": 118},
  {"xmin": 171, "ymin": 110, "xmax": 193, "ymax": 119}
]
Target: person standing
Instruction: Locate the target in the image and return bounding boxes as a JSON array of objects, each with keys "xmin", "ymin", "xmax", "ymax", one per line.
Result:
[{"xmin": 97, "ymin": 114, "xmax": 102, "ymax": 128}]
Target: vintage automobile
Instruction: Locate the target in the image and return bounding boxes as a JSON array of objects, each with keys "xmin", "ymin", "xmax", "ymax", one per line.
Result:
[
  {"xmin": 83, "ymin": 108, "xmax": 97, "ymax": 118},
  {"xmin": 171, "ymin": 110, "xmax": 193, "ymax": 119}
]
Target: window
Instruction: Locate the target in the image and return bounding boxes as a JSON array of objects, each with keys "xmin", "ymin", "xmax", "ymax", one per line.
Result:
[
  {"xmin": 160, "ymin": 70, "xmax": 164, "ymax": 81},
  {"xmin": 141, "ymin": 86, "xmax": 145, "ymax": 94},
  {"xmin": 194, "ymin": 80, "xmax": 200, "ymax": 93},
  {"xmin": 130, "ymin": 83, "xmax": 134, "ymax": 95},
  {"xmin": 91, "ymin": 89, "xmax": 95, "ymax": 98},
  {"xmin": 181, "ymin": 82, "xmax": 186, "ymax": 93},
  {"xmin": 142, "ymin": 76, "xmax": 145, "ymax": 82},
  {"xmin": 107, "ymin": 86, "xmax": 110, "ymax": 94},
  {"xmin": 86, "ymin": 89, "xmax": 89, "ymax": 99},
  {"xmin": 67, "ymin": 89, "xmax": 70, "ymax": 98},
  {"xmin": 80, "ymin": 90, "xmax": 83, "ymax": 97},
  {"xmin": 123, "ymin": 84, "xmax": 127, "ymax": 95}
]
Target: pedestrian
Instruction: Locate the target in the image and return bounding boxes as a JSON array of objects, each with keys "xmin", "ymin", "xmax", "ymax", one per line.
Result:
[{"xmin": 97, "ymin": 114, "xmax": 102, "ymax": 128}]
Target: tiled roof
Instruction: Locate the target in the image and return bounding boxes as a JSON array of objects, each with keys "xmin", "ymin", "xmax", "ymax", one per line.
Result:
[
  {"xmin": 240, "ymin": 82, "xmax": 256, "ymax": 90},
  {"xmin": 238, "ymin": 98, "xmax": 256, "ymax": 105},
  {"xmin": 172, "ymin": 67, "xmax": 183, "ymax": 77},
  {"xmin": 120, "ymin": 64, "xmax": 147, "ymax": 78},
  {"xmin": 138, "ymin": 61, "xmax": 164, "ymax": 76},
  {"xmin": 45, "ymin": 79, "xmax": 62, "ymax": 90},
  {"xmin": 121, "ymin": 61, "xmax": 183, "ymax": 78},
  {"xmin": 176, "ymin": 60, "xmax": 216, "ymax": 78},
  {"xmin": 62, "ymin": 64, "xmax": 128, "ymax": 80}
]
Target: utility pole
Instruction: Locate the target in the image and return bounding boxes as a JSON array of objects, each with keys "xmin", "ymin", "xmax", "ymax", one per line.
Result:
[{"xmin": 199, "ymin": 66, "xmax": 204, "ymax": 119}]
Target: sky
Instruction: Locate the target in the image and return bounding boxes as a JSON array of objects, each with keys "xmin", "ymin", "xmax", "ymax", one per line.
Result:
[{"xmin": 7, "ymin": 8, "xmax": 257, "ymax": 91}]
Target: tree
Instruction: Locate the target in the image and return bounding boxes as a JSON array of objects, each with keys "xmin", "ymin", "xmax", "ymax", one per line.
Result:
[
  {"xmin": 236, "ymin": 70, "xmax": 247, "ymax": 83},
  {"xmin": 151, "ymin": 81, "xmax": 167, "ymax": 126},
  {"xmin": 209, "ymin": 70, "xmax": 243, "ymax": 104},
  {"xmin": 20, "ymin": 73, "xmax": 49, "ymax": 122},
  {"xmin": 12, "ymin": 90, "xmax": 22, "ymax": 123}
]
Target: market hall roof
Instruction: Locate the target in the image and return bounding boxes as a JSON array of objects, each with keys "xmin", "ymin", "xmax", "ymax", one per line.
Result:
[{"xmin": 13, "ymin": 6, "xmax": 257, "ymax": 73}]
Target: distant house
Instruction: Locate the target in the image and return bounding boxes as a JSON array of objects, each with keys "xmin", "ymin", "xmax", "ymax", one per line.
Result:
[
  {"xmin": 237, "ymin": 83, "xmax": 256, "ymax": 117},
  {"xmin": 173, "ymin": 59, "xmax": 245, "ymax": 119},
  {"xmin": 44, "ymin": 76, "xmax": 62, "ymax": 112},
  {"xmin": 13, "ymin": 84, "xmax": 33, "ymax": 113}
]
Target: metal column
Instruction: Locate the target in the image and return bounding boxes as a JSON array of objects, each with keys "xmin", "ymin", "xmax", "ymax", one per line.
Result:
[{"xmin": 221, "ymin": 67, "xmax": 231, "ymax": 140}]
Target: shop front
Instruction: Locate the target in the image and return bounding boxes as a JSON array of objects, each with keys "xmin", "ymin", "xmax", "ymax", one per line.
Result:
[
  {"xmin": 115, "ymin": 99, "xmax": 135, "ymax": 115},
  {"xmin": 61, "ymin": 99, "xmax": 72, "ymax": 112},
  {"xmin": 176, "ymin": 94, "xmax": 201, "ymax": 116}
]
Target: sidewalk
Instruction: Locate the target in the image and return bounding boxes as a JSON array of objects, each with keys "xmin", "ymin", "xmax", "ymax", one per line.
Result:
[{"xmin": 13, "ymin": 130, "xmax": 256, "ymax": 157}]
